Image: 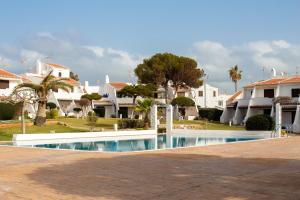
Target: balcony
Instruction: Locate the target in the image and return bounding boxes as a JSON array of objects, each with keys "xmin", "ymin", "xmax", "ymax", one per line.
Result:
[
  {"xmin": 250, "ymin": 97, "xmax": 273, "ymax": 108},
  {"xmin": 237, "ymin": 99, "xmax": 250, "ymax": 108}
]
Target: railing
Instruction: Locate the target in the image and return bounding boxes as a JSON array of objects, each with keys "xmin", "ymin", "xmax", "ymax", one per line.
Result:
[
  {"xmin": 250, "ymin": 98, "xmax": 273, "ymax": 106},
  {"xmin": 237, "ymin": 99, "xmax": 250, "ymax": 107}
]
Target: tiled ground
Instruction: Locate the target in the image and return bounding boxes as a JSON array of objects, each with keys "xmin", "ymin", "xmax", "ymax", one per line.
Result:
[{"xmin": 0, "ymin": 137, "xmax": 300, "ymax": 200}]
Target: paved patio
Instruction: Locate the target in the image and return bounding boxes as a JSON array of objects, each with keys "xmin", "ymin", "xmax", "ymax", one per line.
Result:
[{"xmin": 0, "ymin": 137, "xmax": 300, "ymax": 200}]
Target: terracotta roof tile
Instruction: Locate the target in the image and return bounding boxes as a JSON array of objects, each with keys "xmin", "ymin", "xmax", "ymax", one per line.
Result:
[
  {"xmin": 46, "ymin": 63, "xmax": 69, "ymax": 70},
  {"xmin": 63, "ymin": 78, "xmax": 80, "ymax": 86},
  {"xmin": 244, "ymin": 76, "xmax": 300, "ymax": 88},
  {"xmin": 0, "ymin": 68, "xmax": 19, "ymax": 79},
  {"xmin": 279, "ymin": 76, "xmax": 300, "ymax": 84},
  {"xmin": 227, "ymin": 91, "xmax": 241, "ymax": 103},
  {"xmin": 109, "ymin": 82, "xmax": 128, "ymax": 90}
]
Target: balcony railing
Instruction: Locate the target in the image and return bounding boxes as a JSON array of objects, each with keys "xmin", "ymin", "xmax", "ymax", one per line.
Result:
[
  {"xmin": 237, "ymin": 99, "xmax": 250, "ymax": 107},
  {"xmin": 250, "ymin": 97, "xmax": 273, "ymax": 106}
]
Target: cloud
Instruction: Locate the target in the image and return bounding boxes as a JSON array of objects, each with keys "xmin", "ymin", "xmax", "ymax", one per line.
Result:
[
  {"xmin": 0, "ymin": 32, "xmax": 300, "ymax": 94},
  {"xmin": 191, "ymin": 40, "xmax": 300, "ymax": 93},
  {"xmin": 0, "ymin": 32, "xmax": 143, "ymax": 84}
]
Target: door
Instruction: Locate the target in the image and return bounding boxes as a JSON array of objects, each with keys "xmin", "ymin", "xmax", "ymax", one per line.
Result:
[{"xmin": 118, "ymin": 107, "xmax": 128, "ymax": 118}]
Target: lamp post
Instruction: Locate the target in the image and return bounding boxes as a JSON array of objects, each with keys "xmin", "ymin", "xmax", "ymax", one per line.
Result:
[{"xmin": 10, "ymin": 88, "xmax": 39, "ymax": 134}]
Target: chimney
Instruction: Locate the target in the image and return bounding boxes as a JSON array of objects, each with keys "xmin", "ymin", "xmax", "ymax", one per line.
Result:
[
  {"xmin": 84, "ymin": 81, "xmax": 89, "ymax": 89},
  {"xmin": 36, "ymin": 59, "xmax": 42, "ymax": 75},
  {"xmin": 271, "ymin": 68, "xmax": 277, "ymax": 77},
  {"xmin": 105, "ymin": 75, "xmax": 110, "ymax": 84}
]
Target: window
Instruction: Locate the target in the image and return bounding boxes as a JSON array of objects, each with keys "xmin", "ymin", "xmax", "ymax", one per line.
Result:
[
  {"xmin": 0, "ymin": 80, "xmax": 9, "ymax": 89},
  {"xmin": 291, "ymin": 88, "xmax": 300, "ymax": 97},
  {"xmin": 58, "ymin": 72, "xmax": 62, "ymax": 77},
  {"xmin": 218, "ymin": 100, "xmax": 223, "ymax": 107},
  {"xmin": 264, "ymin": 89, "xmax": 274, "ymax": 98},
  {"xmin": 213, "ymin": 90, "xmax": 217, "ymax": 97},
  {"xmin": 198, "ymin": 91, "xmax": 203, "ymax": 97}
]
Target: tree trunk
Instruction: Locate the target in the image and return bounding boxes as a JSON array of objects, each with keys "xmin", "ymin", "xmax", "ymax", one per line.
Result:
[
  {"xmin": 144, "ymin": 112, "xmax": 150, "ymax": 129},
  {"xmin": 234, "ymin": 81, "xmax": 238, "ymax": 92},
  {"xmin": 34, "ymin": 101, "xmax": 47, "ymax": 126},
  {"xmin": 164, "ymin": 84, "xmax": 168, "ymax": 104}
]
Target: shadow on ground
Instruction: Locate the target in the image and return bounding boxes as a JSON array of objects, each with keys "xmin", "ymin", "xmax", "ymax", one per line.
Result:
[{"xmin": 26, "ymin": 153, "xmax": 300, "ymax": 200}]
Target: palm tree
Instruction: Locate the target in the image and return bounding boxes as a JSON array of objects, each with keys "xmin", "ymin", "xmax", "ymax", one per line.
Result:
[
  {"xmin": 229, "ymin": 65, "xmax": 242, "ymax": 92},
  {"xmin": 134, "ymin": 98, "xmax": 153, "ymax": 128},
  {"xmin": 14, "ymin": 71, "xmax": 73, "ymax": 126}
]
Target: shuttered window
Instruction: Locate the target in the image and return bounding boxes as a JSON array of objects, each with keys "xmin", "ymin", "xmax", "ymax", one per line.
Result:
[{"xmin": 0, "ymin": 80, "xmax": 9, "ymax": 89}]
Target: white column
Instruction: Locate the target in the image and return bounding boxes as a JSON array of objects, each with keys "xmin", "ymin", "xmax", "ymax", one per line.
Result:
[
  {"xmin": 150, "ymin": 105, "xmax": 158, "ymax": 131},
  {"xmin": 276, "ymin": 103, "xmax": 282, "ymax": 137},
  {"xmin": 292, "ymin": 105, "xmax": 300, "ymax": 133},
  {"xmin": 166, "ymin": 104, "xmax": 173, "ymax": 148}
]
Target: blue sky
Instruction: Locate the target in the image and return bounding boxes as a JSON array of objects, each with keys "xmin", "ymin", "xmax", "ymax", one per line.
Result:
[{"xmin": 1, "ymin": 0, "xmax": 300, "ymax": 93}]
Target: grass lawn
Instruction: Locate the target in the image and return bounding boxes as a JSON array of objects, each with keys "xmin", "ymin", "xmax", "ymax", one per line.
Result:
[
  {"xmin": 0, "ymin": 124, "xmax": 86, "ymax": 141},
  {"xmin": 173, "ymin": 120, "xmax": 245, "ymax": 130},
  {"xmin": 0, "ymin": 117, "xmax": 243, "ymax": 141},
  {"xmin": 59, "ymin": 117, "xmax": 119, "ymax": 130}
]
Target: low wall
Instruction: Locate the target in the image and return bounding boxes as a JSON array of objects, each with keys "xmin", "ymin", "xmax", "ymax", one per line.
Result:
[
  {"xmin": 171, "ymin": 129, "xmax": 272, "ymax": 138},
  {"xmin": 13, "ymin": 130, "xmax": 157, "ymax": 146}
]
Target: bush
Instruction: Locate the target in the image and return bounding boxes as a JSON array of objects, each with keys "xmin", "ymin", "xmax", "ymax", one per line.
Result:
[
  {"xmin": 158, "ymin": 127, "xmax": 166, "ymax": 133},
  {"xmin": 245, "ymin": 115, "xmax": 275, "ymax": 130},
  {"xmin": 87, "ymin": 111, "xmax": 98, "ymax": 126},
  {"xmin": 198, "ymin": 108, "xmax": 223, "ymax": 121},
  {"xmin": 118, "ymin": 119, "xmax": 144, "ymax": 129},
  {"xmin": 46, "ymin": 109, "xmax": 59, "ymax": 119},
  {"xmin": 171, "ymin": 96, "xmax": 195, "ymax": 107},
  {"xmin": 73, "ymin": 107, "xmax": 82, "ymax": 113},
  {"xmin": 46, "ymin": 102, "xmax": 57, "ymax": 110},
  {"xmin": 0, "ymin": 103, "xmax": 16, "ymax": 120}
]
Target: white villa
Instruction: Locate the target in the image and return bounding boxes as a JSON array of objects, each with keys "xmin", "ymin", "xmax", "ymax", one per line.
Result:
[
  {"xmin": 0, "ymin": 68, "xmax": 23, "ymax": 98},
  {"xmin": 220, "ymin": 70, "xmax": 300, "ymax": 133},
  {"xmin": 175, "ymin": 83, "xmax": 231, "ymax": 109},
  {"xmin": 24, "ymin": 60, "xmax": 86, "ymax": 116},
  {"xmin": 1, "ymin": 60, "xmax": 231, "ymax": 120}
]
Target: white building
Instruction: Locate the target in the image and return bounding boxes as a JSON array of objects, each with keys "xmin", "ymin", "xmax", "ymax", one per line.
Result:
[
  {"xmin": 0, "ymin": 68, "xmax": 22, "ymax": 98},
  {"xmin": 174, "ymin": 83, "xmax": 231, "ymax": 109},
  {"xmin": 220, "ymin": 71, "xmax": 300, "ymax": 133},
  {"xmin": 25, "ymin": 60, "xmax": 86, "ymax": 116}
]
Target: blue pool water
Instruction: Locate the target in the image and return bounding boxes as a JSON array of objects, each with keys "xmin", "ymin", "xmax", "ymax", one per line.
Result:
[{"xmin": 31, "ymin": 135, "xmax": 260, "ymax": 152}]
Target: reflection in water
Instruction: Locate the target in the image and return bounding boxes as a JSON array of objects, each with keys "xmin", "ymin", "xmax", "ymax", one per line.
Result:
[{"xmin": 33, "ymin": 135, "xmax": 259, "ymax": 152}]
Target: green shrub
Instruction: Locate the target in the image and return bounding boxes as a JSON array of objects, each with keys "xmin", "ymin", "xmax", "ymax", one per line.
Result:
[
  {"xmin": 198, "ymin": 108, "xmax": 223, "ymax": 121},
  {"xmin": 73, "ymin": 107, "xmax": 82, "ymax": 113},
  {"xmin": 171, "ymin": 96, "xmax": 195, "ymax": 107},
  {"xmin": 46, "ymin": 109, "xmax": 59, "ymax": 119},
  {"xmin": 118, "ymin": 119, "xmax": 144, "ymax": 129},
  {"xmin": 87, "ymin": 111, "xmax": 98, "ymax": 130},
  {"xmin": 245, "ymin": 115, "xmax": 274, "ymax": 130},
  {"xmin": 46, "ymin": 102, "xmax": 57, "ymax": 110},
  {"xmin": 158, "ymin": 127, "xmax": 166, "ymax": 133},
  {"xmin": 0, "ymin": 103, "xmax": 16, "ymax": 120}
]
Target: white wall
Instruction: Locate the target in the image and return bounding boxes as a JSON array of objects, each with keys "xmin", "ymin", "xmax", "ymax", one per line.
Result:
[
  {"xmin": 192, "ymin": 84, "xmax": 228, "ymax": 109},
  {"xmin": 0, "ymin": 78, "xmax": 22, "ymax": 96},
  {"xmin": 278, "ymin": 84, "xmax": 300, "ymax": 97}
]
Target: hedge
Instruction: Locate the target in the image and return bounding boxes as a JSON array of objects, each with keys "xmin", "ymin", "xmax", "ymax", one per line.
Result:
[
  {"xmin": 171, "ymin": 97, "xmax": 195, "ymax": 107},
  {"xmin": 0, "ymin": 103, "xmax": 16, "ymax": 120},
  {"xmin": 198, "ymin": 108, "xmax": 223, "ymax": 121},
  {"xmin": 245, "ymin": 115, "xmax": 275, "ymax": 131},
  {"xmin": 46, "ymin": 109, "xmax": 59, "ymax": 119},
  {"xmin": 118, "ymin": 119, "xmax": 144, "ymax": 129}
]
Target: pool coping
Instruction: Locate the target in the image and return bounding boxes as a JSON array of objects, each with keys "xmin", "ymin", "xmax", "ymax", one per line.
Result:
[{"xmin": 0, "ymin": 135, "xmax": 287, "ymax": 154}]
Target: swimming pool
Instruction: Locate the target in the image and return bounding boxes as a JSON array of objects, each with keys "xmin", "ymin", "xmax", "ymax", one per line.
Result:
[{"xmin": 27, "ymin": 134, "xmax": 262, "ymax": 152}]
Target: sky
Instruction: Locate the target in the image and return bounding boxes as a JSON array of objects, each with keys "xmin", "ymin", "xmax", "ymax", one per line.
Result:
[{"xmin": 0, "ymin": 0, "xmax": 300, "ymax": 94}]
